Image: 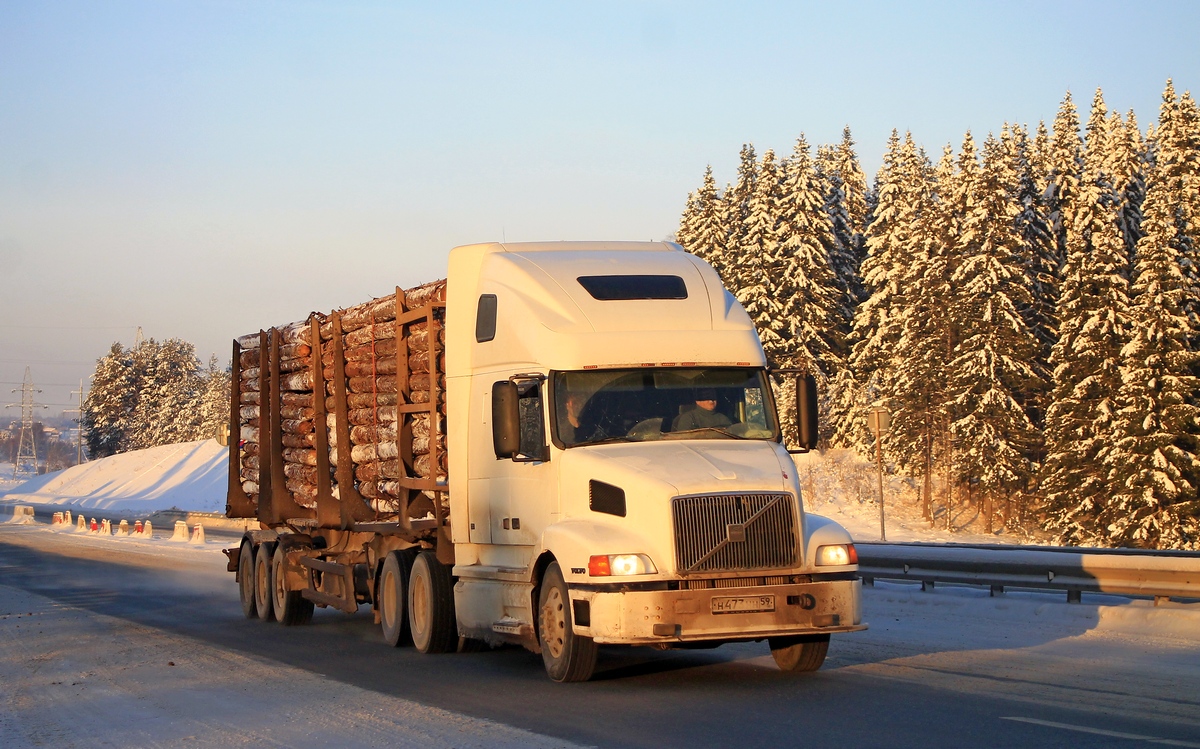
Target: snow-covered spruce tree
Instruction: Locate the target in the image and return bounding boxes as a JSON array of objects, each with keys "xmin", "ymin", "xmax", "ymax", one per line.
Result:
[
  {"xmin": 834, "ymin": 131, "xmax": 900, "ymax": 453},
  {"xmin": 82, "ymin": 343, "xmax": 138, "ymax": 458},
  {"xmin": 948, "ymin": 132, "xmax": 1047, "ymax": 533},
  {"xmin": 890, "ymin": 144, "xmax": 959, "ymax": 520},
  {"xmin": 1107, "ymin": 110, "xmax": 1148, "ymax": 268},
  {"xmin": 1099, "ymin": 148, "xmax": 1200, "ymax": 549},
  {"xmin": 1008, "ymin": 125, "xmax": 1058, "ymax": 480},
  {"xmin": 836, "ymin": 132, "xmax": 928, "ymax": 457},
  {"xmin": 831, "ymin": 126, "xmax": 871, "ymax": 281},
  {"xmin": 1030, "ymin": 121, "xmax": 1053, "ymax": 198},
  {"xmin": 1179, "ymin": 91, "xmax": 1200, "ymax": 341},
  {"xmin": 778, "ymin": 136, "xmax": 845, "ymax": 378},
  {"xmin": 722, "ymin": 144, "xmax": 760, "ymax": 295},
  {"xmin": 1144, "ymin": 82, "xmax": 1200, "ymax": 347},
  {"xmin": 676, "ymin": 186, "xmax": 701, "ymax": 256},
  {"xmin": 1044, "ymin": 91, "xmax": 1084, "ymax": 288},
  {"xmin": 1042, "ymin": 89, "xmax": 1135, "ymax": 545},
  {"xmin": 128, "ymin": 338, "xmax": 206, "ymax": 450},
  {"xmin": 815, "ymin": 144, "xmax": 866, "ymax": 317},
  {"xmin": 733, "ymin": 149, "xmax": 788, "ymax": 367},
  {"xmin": 678, "ymin": 166, "xmax": 726, "ymax": 277},
  {"xmin": 197, "ymin": 355, "xmax": 232, "ymax": 442},
  {"xmin": 774, "ymin": 137, "xmax": 846, "ymax": 445}
]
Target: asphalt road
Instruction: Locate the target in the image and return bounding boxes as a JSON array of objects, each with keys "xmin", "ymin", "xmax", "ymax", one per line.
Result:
[{"xmin": 1, "ymin": 524, "xmax": 1198, "ymax": 748}]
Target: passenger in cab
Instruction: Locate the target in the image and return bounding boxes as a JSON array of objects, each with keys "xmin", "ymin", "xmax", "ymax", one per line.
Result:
[{"xmin": 672, "ymin": 388, "xmax": 733, "ymax": 432}]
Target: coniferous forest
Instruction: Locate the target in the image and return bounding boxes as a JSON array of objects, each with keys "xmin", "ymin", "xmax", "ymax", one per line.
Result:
[
  {"xmin": 675, "ymin": 81, "xmax": 1200, "ymax": 550},
  {"xmin": 82, "ymin": 338, "xmax": 230, "ymax": 459}
]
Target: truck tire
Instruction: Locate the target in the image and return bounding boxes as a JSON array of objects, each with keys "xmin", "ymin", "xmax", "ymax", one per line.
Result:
[
  {"xmin": 537, "ymin": 562, "xmax": 597, "ymax": 682},
  {"xmin": 272, "ymin": 544, "xmax": 314, "ymax": 626},
  {"xmin": 408, "ymin": 551, "xmax": 457, "ymax": 654},
  {"xmin": 379, "ymin": 550, "xmax": 416, "ymax": 647},
  {"xmin": 238, "ymin": 542, "xmax": 257, "ymax": 619},
  {"xmin": 769, "ymin": 634, "xmax": 829, "ymax": 672},
  {"xmin": 254, "ymin": 542, "xmax": 276, "ymax": 622}
]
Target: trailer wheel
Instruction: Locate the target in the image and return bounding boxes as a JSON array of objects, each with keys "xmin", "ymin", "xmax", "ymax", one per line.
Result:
[
  {"xmin": 379, "ymin": 550, "xmax": 416, "ymax": 647},
  {"xmin": 254, "ymin": 542, "xmax": 276, "ymax": 622},
  {"xmin": 238, "ymin": 542, "xmax": 257, "ymax": 619},
  {"xmin": 272, "ymin": 544, "xmax": 314, "ymax": 626},
  {"xmin": 769, "ymin": 634, "xmax": 829, "ymax": 672},
  {"xmin": 408, "ymin": 551, "xmax": 457, "ymax": 654},
  {"xmin": 537, "ymin": 562, "xmax": 597, "ymax": 682}
]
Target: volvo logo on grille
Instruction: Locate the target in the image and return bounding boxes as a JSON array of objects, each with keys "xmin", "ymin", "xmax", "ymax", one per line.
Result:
[{"xmin": 726, "ymin": 523, "xmax": 746, "ymax": 543}]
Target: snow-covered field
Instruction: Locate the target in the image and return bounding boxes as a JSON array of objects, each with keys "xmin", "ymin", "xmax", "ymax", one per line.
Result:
[{"xmin": 0, "ymin": 440, "xmax": 225, "ymax": 515}]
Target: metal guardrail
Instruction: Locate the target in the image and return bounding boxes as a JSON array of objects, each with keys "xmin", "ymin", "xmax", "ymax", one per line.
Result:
[{"xmin": 856, "ymin": 542, "xmax": 1200, "ymax": 603}]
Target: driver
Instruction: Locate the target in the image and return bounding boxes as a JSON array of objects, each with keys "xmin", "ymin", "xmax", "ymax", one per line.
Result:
[
  {"xmin": 559, "ymin": 390, "xmax": 603, "ymax": 445},
  {"xmin": 672, "ymin": 387, "xmax": 733, "ymax": 432}
]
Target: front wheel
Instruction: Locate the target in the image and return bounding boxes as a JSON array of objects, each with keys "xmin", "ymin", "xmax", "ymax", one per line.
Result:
[
  {"xmin": 769, "ymin": 634, "xmax": 829, "ymax": 672},
  {"xmin": 272, "ymin": 544, "xmax": 314, "ymax": 626},
  {"xmin": 538, "ymin": 562, "xmax": 597, "ymax": 682}
]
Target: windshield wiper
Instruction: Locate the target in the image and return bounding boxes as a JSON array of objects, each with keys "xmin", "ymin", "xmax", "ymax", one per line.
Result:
[
  {"xmin": 573, "ymin": 435, "xmax": 637, "ymax": 447},
  {"xmin": 668, "ymin": 426, "xmax": 749, "ymax": 440}
]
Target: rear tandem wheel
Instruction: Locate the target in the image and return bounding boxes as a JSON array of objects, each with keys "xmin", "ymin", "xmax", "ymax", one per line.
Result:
[
  {"xmin": 408, "ymin": 551, "xmax": 458, "ymax": 654},
  {"xmin": 378, "ymin": 549, "xmax": 417, "ymax": 647},
  {"xmin": 272, "ymin": 544, "xmax": 314, "ymax": 626},
  {"xmin": 253, "ymin": 542, "xmax": 276, "ymax": 622},
  {"xmin": 238, "ymin": 542, "xmax": 257, "ymax": 619}
]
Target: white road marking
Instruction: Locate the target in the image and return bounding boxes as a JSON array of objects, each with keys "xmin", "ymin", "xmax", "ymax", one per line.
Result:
[{"xmin": 1002, "ymin": 717, "xmax": 1200, "ymax": 747}]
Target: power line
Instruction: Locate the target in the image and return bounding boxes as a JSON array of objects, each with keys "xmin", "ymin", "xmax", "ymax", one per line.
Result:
[
  {"xmin": 0, "ymin": 359, "xmax": 96, "ymax": 365},
  {"xmin": 0, "ymin": 325, "xmax": 138, "ymax": 330},
  {"xmin": 0, "ymin": 382, "xmax": 83, "ymax": 386}
]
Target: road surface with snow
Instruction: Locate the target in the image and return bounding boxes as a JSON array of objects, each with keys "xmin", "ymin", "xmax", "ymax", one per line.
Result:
[{"xmin": 1, "ymin": 521, "xmax": 1197, "ymax": 748}]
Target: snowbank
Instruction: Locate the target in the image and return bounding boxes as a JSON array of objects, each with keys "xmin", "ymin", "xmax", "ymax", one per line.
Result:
[{"xmin": 0, "ymin": 440, "xmax": 226, "ymax": 514}]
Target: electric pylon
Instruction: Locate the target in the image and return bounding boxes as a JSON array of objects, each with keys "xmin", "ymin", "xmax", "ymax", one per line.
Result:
[{"xmin": 7, "ymin": 367, "xmax": 47, "ymax": 479}]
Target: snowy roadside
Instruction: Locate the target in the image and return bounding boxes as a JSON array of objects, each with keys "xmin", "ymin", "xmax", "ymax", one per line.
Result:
[
  {"xmin": 842, "ymin": 581, "xmax": 1200, "ymax": 731},
  {"xmin": 793, "ymin": 449, "xmax": 1046, "ymax": 545},
  {"xmin": 0, "ymin": 582, "xmax": 589, "ymax": 749},
  {"xmin": 0, "ymin": 440, "xmax": 226, "ymax": 515}
]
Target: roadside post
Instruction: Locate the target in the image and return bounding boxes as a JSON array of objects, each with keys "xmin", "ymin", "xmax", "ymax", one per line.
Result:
[{"xmin": 868, "ymin": 404, "xmax": 891, "ymax": 542}]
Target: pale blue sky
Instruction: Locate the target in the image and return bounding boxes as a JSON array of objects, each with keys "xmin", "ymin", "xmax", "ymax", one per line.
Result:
[{"xmin": 2, "ymin": 0, "xmax": 1198, "ymax": 414}]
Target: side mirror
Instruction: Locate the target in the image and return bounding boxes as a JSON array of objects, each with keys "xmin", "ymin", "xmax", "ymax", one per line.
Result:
[
  {"xmin": 796, "ymin": 374, "xmax": 819, "ymax": 451},
  {"xmin": 492, "ymin": 381, "xmax": 520, "ymax": 458}
]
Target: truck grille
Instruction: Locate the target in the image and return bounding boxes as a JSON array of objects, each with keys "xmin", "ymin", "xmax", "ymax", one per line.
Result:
[{"xmin": 671, "ymin": 493, "xmax": 798, "ymax": 573}]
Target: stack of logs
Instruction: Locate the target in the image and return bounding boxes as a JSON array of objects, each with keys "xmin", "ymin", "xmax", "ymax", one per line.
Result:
[{"xmin": 234, "ymin": 280, "xmax": 446, "ymax": 519}]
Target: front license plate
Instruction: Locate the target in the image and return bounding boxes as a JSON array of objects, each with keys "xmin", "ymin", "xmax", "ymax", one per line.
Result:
[{"xmin": 711, "ymin": 594, "xmax": 775, "ymax": 615}]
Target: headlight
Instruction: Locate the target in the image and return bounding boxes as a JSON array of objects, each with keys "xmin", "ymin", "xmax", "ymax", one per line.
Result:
[
  {"xmin": 815, "ymin": 544, "xmax": 858, "ymax": 566},
  {"xmin": 588, "ymin": 554, "xmax": 657, "ymax": 576}
]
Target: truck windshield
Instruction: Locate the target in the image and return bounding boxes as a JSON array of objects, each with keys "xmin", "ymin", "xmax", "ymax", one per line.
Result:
[{"xmin": 552, "ymin": 368, "xmax": 779, "ymax": 447}]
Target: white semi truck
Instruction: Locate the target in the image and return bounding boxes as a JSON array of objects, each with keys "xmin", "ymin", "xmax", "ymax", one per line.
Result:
[{"xmin": 225, "ymin": 241, "xmax": 865, "ymax": 682}]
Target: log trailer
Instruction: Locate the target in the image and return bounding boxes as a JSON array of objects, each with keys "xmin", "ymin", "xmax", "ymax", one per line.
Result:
[{"xmin": 224, "ymin": 241, "xmax": 865, "ymax": 682}]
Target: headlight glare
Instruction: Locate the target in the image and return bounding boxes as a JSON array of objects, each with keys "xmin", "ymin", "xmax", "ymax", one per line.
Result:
[
  {"xmin": 816, "ymin": 544, "xmax": 857, "ymax": 566},
  {"xmin": 588, "ymin": 553, "xmax": 657, "ymax": 576}
]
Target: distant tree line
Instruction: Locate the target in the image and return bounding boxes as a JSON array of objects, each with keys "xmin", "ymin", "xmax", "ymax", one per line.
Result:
[
  {"xmin": 676, "ymin": 81, "xmax": 1200, "ymax": 550},
  {"xmin": 82, "ymin": 338, "xmax": 229, "ymax": 458}
]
